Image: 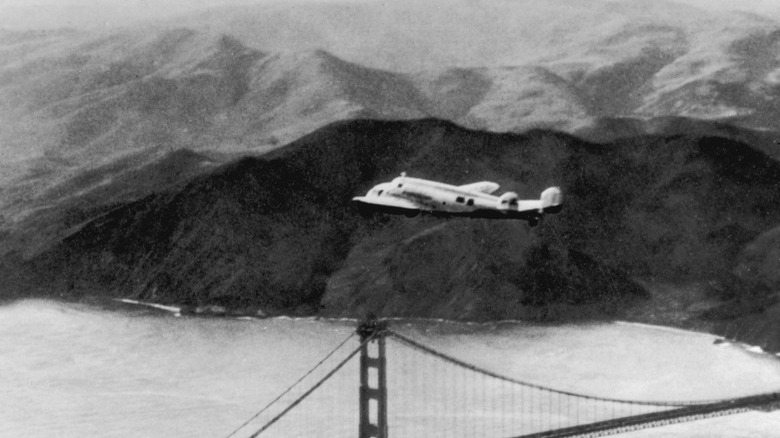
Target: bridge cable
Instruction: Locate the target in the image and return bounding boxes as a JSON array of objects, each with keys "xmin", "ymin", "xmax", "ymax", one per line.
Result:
[
  {"xmin": 244, "ymin": 332, "xmax": 379, "ymax": 438},
  {"xmin": 222, "ymin": 331, "xmax": 357, "ymax": 438},
  {"xmin": 388, "ymin": 330, "xmax": 734, "ymax": 407}
]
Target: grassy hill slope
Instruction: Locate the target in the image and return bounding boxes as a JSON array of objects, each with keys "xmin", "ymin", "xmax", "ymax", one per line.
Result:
[{"xmin": 13, "ymin": 120, "xmax": 780, "ymax": 346}]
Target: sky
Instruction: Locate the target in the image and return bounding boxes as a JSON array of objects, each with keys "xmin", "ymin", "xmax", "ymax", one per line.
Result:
[
  {"xmin": 680, "ymin": 0, "xmax": 780, "ymax": 18},
  {"xmin": 0, "ymin": 0, "xmax": 355, "ymax": 29},
  {"xmin": 2, "ymin": 0, "xmax": 780, "ymax": 30}
]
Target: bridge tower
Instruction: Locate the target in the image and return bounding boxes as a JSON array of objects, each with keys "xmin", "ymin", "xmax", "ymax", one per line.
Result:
[{"xmin": 357, "ymin": 316, "xmax": 388, "ymax": 438}]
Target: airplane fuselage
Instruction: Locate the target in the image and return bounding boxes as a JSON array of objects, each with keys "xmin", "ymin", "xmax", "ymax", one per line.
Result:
[{"xmin": 353, "ymin": 174, "xmax": 562, "ymax": 224}]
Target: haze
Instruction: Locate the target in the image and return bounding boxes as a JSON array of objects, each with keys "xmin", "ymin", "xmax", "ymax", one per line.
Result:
[
  {"xmin": 2, "ymin": 0, "xmax": 780, "ymax": 30},
  {"xmin": 0, "ymin": 0, "xmax": 358, "ymax": 29}
]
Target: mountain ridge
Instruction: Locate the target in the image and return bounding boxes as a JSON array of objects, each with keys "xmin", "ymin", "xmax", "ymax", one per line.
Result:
[
  {"xmin": 4, "ymin": 118, "xmax": 778, "ymax": 352},
  {"xmin": 5, "ymin": 3, "xmax": 780, "ymax": 189},
  {"xmin": 3, "ymin": 0, "xmax": 780, "ymax": 353}
]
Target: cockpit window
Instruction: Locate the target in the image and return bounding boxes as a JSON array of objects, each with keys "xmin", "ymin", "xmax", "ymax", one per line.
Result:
[{"xmin": 378, "ymin": 190, "xmax": 383, "ymax": 196}]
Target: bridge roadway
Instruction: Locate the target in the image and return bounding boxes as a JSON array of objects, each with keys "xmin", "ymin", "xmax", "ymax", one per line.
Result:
[{"xmin": 512, "ymin": 392, "xmax": 780, "ymax": 438}]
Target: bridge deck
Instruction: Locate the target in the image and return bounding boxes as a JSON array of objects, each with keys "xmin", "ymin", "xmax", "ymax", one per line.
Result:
[{"xmin": 513, "ymin": 393, "xmax": 780, "ymax": 438}]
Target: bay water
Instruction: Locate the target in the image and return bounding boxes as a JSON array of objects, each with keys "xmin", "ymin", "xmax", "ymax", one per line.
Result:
[{"xmin": 2, "ymin": 299, "xmax": 780, "ymax": 437}]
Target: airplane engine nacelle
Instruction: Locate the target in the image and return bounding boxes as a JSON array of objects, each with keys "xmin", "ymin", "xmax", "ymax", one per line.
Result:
[{"xmin": 497, "ymin": 192, "xmax": 519, "ymax": 210}]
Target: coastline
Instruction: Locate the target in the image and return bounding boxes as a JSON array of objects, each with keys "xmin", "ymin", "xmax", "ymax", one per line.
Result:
[
  {"xmin": 91, "ymin": 296, "xmax": 780, "ymax": 359},
  {"xmin": 7, "ymin": 293, "xmax": 777, "ymax": 359}
]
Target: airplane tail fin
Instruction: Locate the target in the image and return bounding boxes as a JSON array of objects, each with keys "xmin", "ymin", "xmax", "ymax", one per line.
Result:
[{"xmin": 540, "ymin": 187, "xmax": 563, "ymax": 214}]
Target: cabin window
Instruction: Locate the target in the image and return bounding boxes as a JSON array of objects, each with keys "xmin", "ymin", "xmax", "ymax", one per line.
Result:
[
  {"xmin": 398, "ymin": 184, "xmax": 403, "ymax": 188},
  {"xmin": 467, "ymin": 199, "xmax": 474, "ymax": 206},
  {"xmin": 456, "ymin": 196, "xmax": 465, "ymax": 203}
]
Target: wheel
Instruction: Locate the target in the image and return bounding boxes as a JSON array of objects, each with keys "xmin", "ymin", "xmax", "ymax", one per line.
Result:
[{"xmin": 528, "ymin": 217, "xmax": 539, "ymax": 227}]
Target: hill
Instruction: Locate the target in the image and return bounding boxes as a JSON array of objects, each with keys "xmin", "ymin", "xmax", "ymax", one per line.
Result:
[
  {"xmin": 10, "ymin": 120, "xmax": 779, "ymax": 352},
  {"xmin": 180, "ymin": 0, "xmax": 780, "ymax": 132},
  {"xmin": 6, "ymin": 0, "xmax": 780, "ymax": 241},
  {"xmin": 4, "ymin": 0, "xmax": 780, "ymax": 182},
  {"xmin": 0, "ymin": 29, "xmax": 427, "ymax": 247},
  {"xmin": 2, "ymin": 0, "xmax": 780, "ymax": 352}
]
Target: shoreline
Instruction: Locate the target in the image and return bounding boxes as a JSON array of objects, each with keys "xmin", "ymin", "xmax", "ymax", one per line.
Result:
[
  {"xmin": 109, "ymin": 297, "xmax": 780, "ymax": 359},
  {"xmin": 6, "ymin": 295, "xmax": 779, "ymax": 358}
]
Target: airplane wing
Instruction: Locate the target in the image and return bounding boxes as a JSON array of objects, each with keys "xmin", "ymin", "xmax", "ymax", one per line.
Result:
[
  {"xmin": 352, "ymin": 195, "xmax": 421, "ymax": 211},
  {"xmin": 457, "ymin": 181, "xmax": 500, "ymax": 194}
]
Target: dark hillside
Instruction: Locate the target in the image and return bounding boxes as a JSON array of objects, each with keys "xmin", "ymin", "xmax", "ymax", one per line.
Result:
[
  {"xmin": 27, "ymin": 119, "xmax": 636, "ymax": 317},
  {"xmin": 552, "ymin": 134, "xmax": 780, "ymax": 279},
  {"xmin": 578, "ymin": 116, "xmax": 780, "ymax": 161},
  {"xmin": 3, "ymin": 148, "xmax": 216, "ymax": 258},
  {"xmin": 18, "ymin": 119, "xmax": 780, "ymax": 335},
  {"xmin": 27, "ymin": 119, "xmax": 461, "ymax": 310}
]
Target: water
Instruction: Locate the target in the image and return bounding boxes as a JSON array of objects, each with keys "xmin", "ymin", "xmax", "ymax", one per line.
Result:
[{"xmin": 1, "ymin": 299, "xmax": 780, "ymax": 437}]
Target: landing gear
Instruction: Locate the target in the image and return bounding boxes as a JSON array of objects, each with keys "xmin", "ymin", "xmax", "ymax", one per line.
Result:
[{"xmin": 528, "ymin": 217, "xmax": 539, "ymax": 227}]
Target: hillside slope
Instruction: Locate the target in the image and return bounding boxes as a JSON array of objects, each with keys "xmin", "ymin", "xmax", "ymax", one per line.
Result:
[
  {"xmin": 0, "ymin": 29, "xmax": 428, "ymax": 246},
  {"xmin": 4, "ymin": 0, "xmax": 780, "ymax": 183},
  {"xmin": 6, "ymin": 0, "xmax": 780, "ymax": 234},
  {"xmin": 15, "ymin": 120, "xmax": 780, "ymax": 341},
  {"xmin": 3, "ymin": 1, "xmax": 780, "ymax": 352},
  {"xmin": 6, "ymin": 5, "xmax": 780, "ymax": 243},
  {"xmin": 182, "ymin": 0, "xmax": 780, "ymax": 131}
]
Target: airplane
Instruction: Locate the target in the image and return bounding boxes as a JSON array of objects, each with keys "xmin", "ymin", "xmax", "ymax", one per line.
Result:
[{"xmin": 352, "ymin": 173, "xmax": 562, "ymax": 226}]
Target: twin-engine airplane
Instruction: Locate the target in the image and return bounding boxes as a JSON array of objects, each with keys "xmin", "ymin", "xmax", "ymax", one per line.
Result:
[{"xmin": 353, "ymin": 173, "xmax": 562, "ymax": 226}]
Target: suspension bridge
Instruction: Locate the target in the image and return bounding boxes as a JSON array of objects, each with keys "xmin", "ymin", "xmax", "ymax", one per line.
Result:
[{"xmin": 224, "ymin": 318, "xmax": 780, "ymax": 438}]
